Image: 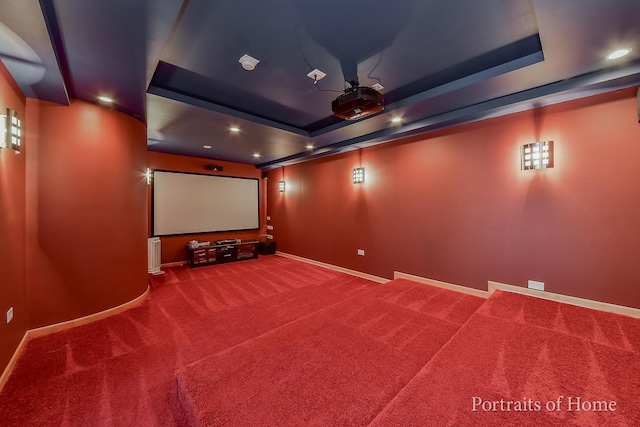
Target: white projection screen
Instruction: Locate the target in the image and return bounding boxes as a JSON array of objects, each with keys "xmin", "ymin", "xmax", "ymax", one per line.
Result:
[{"xmin": 153, "ymin": 171, "xmax": 259, "ymax": 236}]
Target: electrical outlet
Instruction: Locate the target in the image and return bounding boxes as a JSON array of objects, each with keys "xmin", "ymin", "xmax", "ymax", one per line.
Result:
[
  {"xmin": 357, "ymin": 249, "xmax": 365, "ymax": 256},
  {"xmin": 266, "ymin": 225, "xmax": 273, "ymax": 230},
  {"xmin": 266, "ymin": 216, "xmax": 271, "ymax": 221},
  {"xmin": 528, "ymin": 280, "xmax": 544, "ymax": 291},
  {"xmin": 6, "ymin": 307, "xmax": 14, "ymax": 324}
]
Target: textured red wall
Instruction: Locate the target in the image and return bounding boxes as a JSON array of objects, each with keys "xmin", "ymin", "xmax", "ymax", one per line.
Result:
[
  {"xmin": 0, "ymin": 63, "xmax": 27, "ymax": 375},
  {"xmin": 25, "ymin": 99, "xmax": 148, "ymax": 328},
  {"xmin": 147, "ymin": 152, "xmax": 266, "ymax": 264},
  {"xmin": 269, "ymin": 87, "xmax": 640, "ymax": 309}
]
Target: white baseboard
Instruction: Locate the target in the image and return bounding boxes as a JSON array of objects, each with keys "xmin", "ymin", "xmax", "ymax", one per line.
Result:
[
  {"xmin": 488, "ymin": 281, "xmax": 640, "ymax": 318},
  {"xmin": 275, "ymin": 252, "xmax": 390, "ymax": 284},
  {"xmin": 161, "ymin": 261, "xmax": 186, "ymax": 268},
  {"xmin": 0, "ymin": 332, "xmax": 28, "ymax": 394},
  {"xmin": 394, "ymin": 271, "xmax": 489, "ymax": 298}
]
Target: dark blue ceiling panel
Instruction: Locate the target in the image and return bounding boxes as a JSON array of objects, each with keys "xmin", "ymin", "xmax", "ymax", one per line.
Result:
[
  {"xmin": 0, "ymin": 0, "xmax": 68, "ymax": 105},
  {"xmin": 1, "ymin": 0, "xmax": 639, "ymax": 167},
  {"xmin": 154, "ymin": 0, "xmax": 541, "ymax": 130}
]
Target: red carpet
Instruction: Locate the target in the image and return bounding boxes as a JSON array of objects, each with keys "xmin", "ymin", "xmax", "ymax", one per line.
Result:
[
  {"xmin": 0, "ymin": 256, "xmax": 380, "ymax": 426},
  {"xmin": 371, "ymin": 290, "xmax": 640, "ymax": 426},
  {"xmin": 4, "ymin": 259, "xmax": 638, "ymax": 426},
  {"xmin": 175, "ymin": 278, "xmax": 484, "ymax": 425}
]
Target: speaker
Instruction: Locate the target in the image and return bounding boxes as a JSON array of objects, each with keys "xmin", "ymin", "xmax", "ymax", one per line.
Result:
[
  {"xmin": 206, "ymin": 164, "xmax": 224, "ymax": 172},
  {"xmin": 258, "ymin": 241, "xmax": 276, "ymax": 255}
]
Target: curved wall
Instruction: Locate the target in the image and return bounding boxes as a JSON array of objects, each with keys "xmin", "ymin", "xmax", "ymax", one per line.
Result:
[
  {"xmin": 26, "ymin": 99, "xmax": 148, "ymax": 328},
  {"xmin": 0, "ymin": 62, "xmax": 27, "ymax": 377}
]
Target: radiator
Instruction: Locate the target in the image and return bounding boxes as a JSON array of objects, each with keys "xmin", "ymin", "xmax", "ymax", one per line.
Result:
[{"xmin": 147, "ymin": 237, "xmax": 164, "ymax": 275}]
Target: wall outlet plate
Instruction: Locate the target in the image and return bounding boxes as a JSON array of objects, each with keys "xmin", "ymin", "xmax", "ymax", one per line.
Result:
[
  {"xmin": 528, "ymin": 280, "xmax": 544, "ymax": 291},
  {"xmin": 266, "ymin": 216, "xmax": 271, "ymax": 221},
  {"xmin": 7, "ymin": 307, "xmax": 14, "ymax": 324},
  {"xmin": 357, "ymin": 249, "xmax": 365, "ymax": 256},
  {"xmin": 266, "ymin": 225, "xmax": 273, "ymax": 230}
]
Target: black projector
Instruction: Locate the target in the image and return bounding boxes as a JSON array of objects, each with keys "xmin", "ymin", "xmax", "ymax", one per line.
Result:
[{"xmin": 332, "ymin": 86, "xmax": 384, "ymax": 120}]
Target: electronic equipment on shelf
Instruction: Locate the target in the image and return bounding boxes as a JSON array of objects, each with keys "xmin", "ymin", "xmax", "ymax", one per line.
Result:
[
  {"xmin": 186, "ymin": 240, "xmax": 259, "ymax": 268},
  {"xmin": 215, "ymin": 239, "xmax": 241, "ymax": 245}
]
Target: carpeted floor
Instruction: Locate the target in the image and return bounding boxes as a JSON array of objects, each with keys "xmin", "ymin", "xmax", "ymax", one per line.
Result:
[
  {"xmin": 0, "ymin": 256, "xmax": 381, "ymax": 426},
  {"xmin": 370, "ymin": 290, "xmax": 640, "ymax": 426},
  {"xmin": 2, "ymin": 257, "xmax": 639, "ymax": 426},
  {"xmin": 176, "ymin": 278, "xmax": 483, "ymax": 426}
]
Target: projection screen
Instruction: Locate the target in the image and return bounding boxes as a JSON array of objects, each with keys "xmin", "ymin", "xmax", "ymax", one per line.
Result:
[{"xmin": 153, "ymin": 171, "xmax": 259, "ymax": 236}]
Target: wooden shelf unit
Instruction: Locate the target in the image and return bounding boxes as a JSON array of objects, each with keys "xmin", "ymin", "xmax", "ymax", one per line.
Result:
[{"xmin": 186, "ymin": 240, "xmax": 259, "ymax": 268}]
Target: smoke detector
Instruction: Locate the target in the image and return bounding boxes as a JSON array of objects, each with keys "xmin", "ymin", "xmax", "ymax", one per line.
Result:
[{"xmin": 239, "ymin": 54, "xmax": 260, "ymax": 71}]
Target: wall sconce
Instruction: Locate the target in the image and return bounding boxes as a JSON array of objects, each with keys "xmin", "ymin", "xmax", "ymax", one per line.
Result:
[
  {"xmin": 0, "ymin": 114, "xmax": 5, "ymax": 149},
  {"xmin": 4, "ymin": 109, "xmax": 22, "ymax": 153},
  {"xmin": 521, "ymin": 141, "xmax": 553, "ymax": 170},
  {"xmin": 146, "ymin": 168, "xmax": 152, "ymax": 185},
  {"xmin": 278, "ymin": 180, "xmax": 285, "ymax": 192},
  {"xmin": 353, "ymin": 167, "xmax": 365, "ymax": 184}
]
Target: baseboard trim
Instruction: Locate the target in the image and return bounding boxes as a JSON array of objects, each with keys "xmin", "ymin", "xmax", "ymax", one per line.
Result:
[
  {"xmin": 488, "ymin": 281, "xmax": 640, "ymax": 318},
  {"xmin": 0, "ymin": 285, "xmax": 150, "ymax": 394},
  {"xmin": 275, "ymin": 252, "xmax": 390, "ymax": 284},
  {"xmin": 394, "ymin": 271, "xmax": 490, "ymax": 298},
  {"xmin": 0, "ymin": 332, "xmax": 29, "ymax": 394},
  {"xmin": 161, "ymin": 261, "xmax": 186, "ymax": 268},
  {"xmin": 27, "ymin": 286, "xmax": 150, "ymax": 339}
]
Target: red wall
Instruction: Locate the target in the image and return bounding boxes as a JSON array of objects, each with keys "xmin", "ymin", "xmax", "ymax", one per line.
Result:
[
  {"xmin": 147, "ymin": 152, "xmax": 266, "ymax": 264},
  {"xmin": 0, "ymin": 63, "xmax": 27, "ymax": 375},
  {"xmin": 269, "ymin": 87, "xmax": 640, "ymax": 309},
  {"xmin": 25, "ymin": 99, "xmax": 149, "ymax": 328}
]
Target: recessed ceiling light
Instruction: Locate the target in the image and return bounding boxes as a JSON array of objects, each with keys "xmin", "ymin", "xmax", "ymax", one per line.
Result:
[
  {"xmin": 391, "ymin": 117, "xmax": 402, "ymax": 123},
  {"xmin": 98, "ymin": 96, "xmax": 113, "ymax": 103},
  {"xmin": 253, "ymin": 153, "xmax": 260, "ymax": 158},
  {"xmin": 230, "ymin": 127, "xmax": 240, "ymax": 132},
  {"xmin": 203, "ymin": 145, "xmax": 212, "ymax": 149},
  {"xmin": 607, "ymin": 48, "xmax": 631, "ymax": 60}
]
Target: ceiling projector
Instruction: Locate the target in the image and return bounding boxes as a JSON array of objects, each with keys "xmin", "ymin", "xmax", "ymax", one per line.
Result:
[{"xmin": 332, "ymin": 85, "xmax": 384, "ymax": 120}]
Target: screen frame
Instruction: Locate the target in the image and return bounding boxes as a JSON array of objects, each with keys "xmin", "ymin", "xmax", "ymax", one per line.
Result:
[{"xmin": 151, "ymin": 169, "xmax": 261, "ymax": 237}]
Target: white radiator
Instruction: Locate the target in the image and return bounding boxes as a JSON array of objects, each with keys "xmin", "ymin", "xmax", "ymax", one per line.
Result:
[{"xmin": 147, "ymin": 237, "xmax": 164, "ymax": 275}]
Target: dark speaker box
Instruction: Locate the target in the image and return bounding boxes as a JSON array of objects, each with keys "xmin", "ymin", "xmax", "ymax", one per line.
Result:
[{"xmin": 258, "ymin": 241, "xmax": 276, "ymax": 255}]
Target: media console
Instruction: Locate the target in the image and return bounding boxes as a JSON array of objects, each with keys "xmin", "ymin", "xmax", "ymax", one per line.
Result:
[{"xmin": 186, "ymin": 240, "xmax": 259, "ymax": 268}]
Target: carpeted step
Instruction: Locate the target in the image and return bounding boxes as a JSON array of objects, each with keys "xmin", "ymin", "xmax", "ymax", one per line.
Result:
[
  {"xmin": 175, "ymin": 278, "xmax": 485, "ymax": 426},
  {"xmin": 370, "ymin": 290, "xmax": 640, "ymax": 426}
]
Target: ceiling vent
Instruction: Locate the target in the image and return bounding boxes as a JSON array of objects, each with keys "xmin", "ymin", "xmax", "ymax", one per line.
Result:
[
  {"xmin": 239, "ymin": 54, "xmax": 259, "ymax": 71},
  {"xmin": 331, "ymin": 83, "xmax": 384, "ymax": 120}
]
